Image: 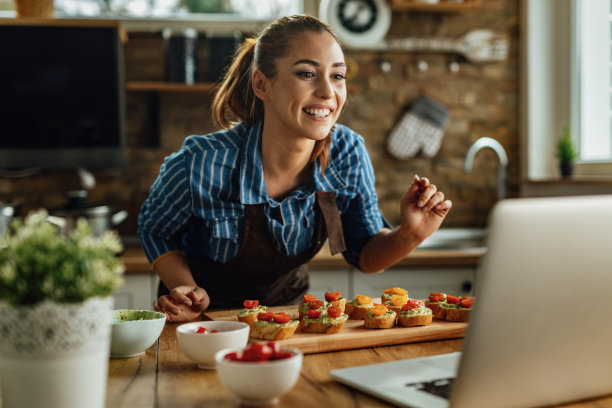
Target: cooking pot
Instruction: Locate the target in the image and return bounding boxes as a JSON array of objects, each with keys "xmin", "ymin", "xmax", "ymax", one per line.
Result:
[{"xmin": 48, "ymin": 190, "xmax": 128, "ymax": 237}]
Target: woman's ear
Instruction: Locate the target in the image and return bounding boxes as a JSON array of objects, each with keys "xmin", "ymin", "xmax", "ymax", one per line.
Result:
[{"xmin": 251, "ymin": 69, "xmax": 270, "ymax": 101}]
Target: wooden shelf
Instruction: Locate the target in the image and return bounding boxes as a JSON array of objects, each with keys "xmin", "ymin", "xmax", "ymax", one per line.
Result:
[
  {"xmin": 126, "ymin": 81, "xmax": 217, "ymax": 93},
  {"xmin": 390, "ymin": 0, "xmax": 481, "ymax": 12}
]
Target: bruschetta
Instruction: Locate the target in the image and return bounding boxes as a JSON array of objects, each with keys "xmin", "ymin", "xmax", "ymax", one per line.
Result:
[
  {"xmin": 236, "ymin": 300, "xmax": 267, "ymax": 326},
  {"xmin": 381, "ymin": 287, "xmax": 408, "ymax": 304},
  {"xmin": 249, "ymin": 312, "xmax": 299, "ymax": 340},
  {"xmin": 298, "ymin": 305, "xmax": 348, "ymax": 334},
  {"xmin": 345, "ymin": 294, "xmax": 374, "ymax": 320},
  {"xmin": 397, "ymin": 299, "xmax": 433, "ymax": 327},
  {"xmin": 324, "ymin": 291, "xmax": 347, "ymax": 313},
  {"xmin": 364, "ymin": 304, "xmax": 396, "ymax": 329}
]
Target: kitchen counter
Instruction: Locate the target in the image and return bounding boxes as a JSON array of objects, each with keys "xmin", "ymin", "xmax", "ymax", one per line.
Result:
[
  {"xmin": 106, "ymin": 320, "xmax": 612, "ymax": 407},
  {"xmin": 121, "ymin": 244, "xmax": 486, "ymax": 274}
]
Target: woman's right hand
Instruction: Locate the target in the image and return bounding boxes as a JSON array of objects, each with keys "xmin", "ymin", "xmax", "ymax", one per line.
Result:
[{"xmin": 153, "ymin": 285, "xmax": 210, "ymax": 323}]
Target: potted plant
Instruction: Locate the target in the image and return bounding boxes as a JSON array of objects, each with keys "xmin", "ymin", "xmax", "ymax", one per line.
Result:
[
  {"xmin": 556, "ymin": 124, "xmax": 578, "ymax": 178},
  {"xmin": 0, "ymin": 210, "xmax": 124, "ymax": 408}
]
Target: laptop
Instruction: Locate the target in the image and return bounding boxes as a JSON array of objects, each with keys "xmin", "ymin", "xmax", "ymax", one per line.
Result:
[{"xmin": 331, "ymin": 195, "xmax": 612, "ymax": 408}]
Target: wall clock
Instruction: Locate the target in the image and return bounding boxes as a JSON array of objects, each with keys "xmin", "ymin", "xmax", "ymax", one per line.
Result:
[{"xmin": 319, "ymin": 0, "xmax": 392, "ymax": 48}]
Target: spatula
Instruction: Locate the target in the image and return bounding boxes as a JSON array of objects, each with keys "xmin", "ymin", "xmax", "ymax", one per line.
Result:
[{"xmin": 363, "ymin": 29, "xmax": 509, "ymax": 63}]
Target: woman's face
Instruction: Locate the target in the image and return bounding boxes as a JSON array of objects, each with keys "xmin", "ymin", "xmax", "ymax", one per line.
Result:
[{"xmin": 258, "ymin": 30, "xmax": 347, "ymax": 142}]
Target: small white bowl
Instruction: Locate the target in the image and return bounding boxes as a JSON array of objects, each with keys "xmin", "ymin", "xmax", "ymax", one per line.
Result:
[
  {"xmin": 176, "ymin": 321, "xmax": 250, "ymax": 369},
  {"xmin": 214, "ymin": 346, "xmax": 303, "ymax": 406},
  {"xmin": 110, "ymin": 309, "xmax": 166, "ymax": 358}
]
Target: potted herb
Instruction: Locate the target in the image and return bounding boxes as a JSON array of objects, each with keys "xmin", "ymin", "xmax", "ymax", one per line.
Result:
[
  {"xmin": 556, "ymin": 124, "xmax": 578, "ymax": 178},
  {"xmin": 0, "ymin": 210, "xmax": 124, "ymax": 408}
]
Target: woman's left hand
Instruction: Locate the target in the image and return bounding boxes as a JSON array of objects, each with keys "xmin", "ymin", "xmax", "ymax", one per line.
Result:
[{"xmin": 399, "ymin": 175, "xmax": 452, "ymax": 243}]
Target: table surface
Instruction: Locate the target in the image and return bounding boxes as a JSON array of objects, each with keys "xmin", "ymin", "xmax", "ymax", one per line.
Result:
[{"xmin": 106, "ymin": 320, "xmax": 612, "ymax": 408}]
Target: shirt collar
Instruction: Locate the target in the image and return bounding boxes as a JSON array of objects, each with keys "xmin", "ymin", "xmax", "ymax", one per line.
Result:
[{"xmin": 239, "ymin": 122, "xmax": 347, "ymax": 204}]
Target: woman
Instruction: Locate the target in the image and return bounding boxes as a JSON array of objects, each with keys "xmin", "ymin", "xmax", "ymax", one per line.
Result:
[{"xmin": 138, "ymin": 15, "xmax": 452, "ymax": 322}]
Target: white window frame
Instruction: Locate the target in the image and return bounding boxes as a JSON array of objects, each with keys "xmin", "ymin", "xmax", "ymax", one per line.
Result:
[{"xmin": 522, "ymin": 0, "xmax": 612, "ymax": 179}]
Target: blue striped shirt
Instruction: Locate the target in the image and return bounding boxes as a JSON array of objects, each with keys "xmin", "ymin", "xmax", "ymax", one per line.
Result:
[{"xmin": 137, "ymin": 121, "xmax": 389, "ymax": 270}]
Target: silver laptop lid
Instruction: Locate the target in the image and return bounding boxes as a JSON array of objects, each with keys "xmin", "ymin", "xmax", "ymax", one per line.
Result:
[{"xmin": 451, "ymin": 195, "xmax": 612, "ymax": 408}]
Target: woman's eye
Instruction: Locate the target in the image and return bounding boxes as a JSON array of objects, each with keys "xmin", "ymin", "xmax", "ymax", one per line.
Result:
[
  {"xmin": 297, "ymin": 71, "xmax": 316, "ymax": 78},
  {"xmin": 332, "ymin": 73, "xmax": 346, "ymax": 80}
]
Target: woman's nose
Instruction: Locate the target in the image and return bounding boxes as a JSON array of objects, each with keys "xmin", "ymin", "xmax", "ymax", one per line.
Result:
[{"xmin": 315, "ymin": 77, "xmax": 334, "ymax": 99}]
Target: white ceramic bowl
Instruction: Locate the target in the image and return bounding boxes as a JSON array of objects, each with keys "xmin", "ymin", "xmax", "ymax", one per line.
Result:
[
  {"xmin": 176, "ymin": 321, "xmax": 250, "ymax": 369},
  {"xmin": 110, "ymin": 309, "xmax": 166, "ymax": 358},
  {"xmin": 214, "ymin": 346, "xmax": 303, "ymax": 406}
]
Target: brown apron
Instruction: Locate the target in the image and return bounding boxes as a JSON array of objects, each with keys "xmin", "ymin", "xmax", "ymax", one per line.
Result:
[{"xmin": 158, "ymin": 191, "xmax": 346, "ymax": 309}]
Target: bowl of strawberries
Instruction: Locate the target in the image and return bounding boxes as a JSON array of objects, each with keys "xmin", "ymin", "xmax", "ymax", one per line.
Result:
[{"xmin": 215, "ymin": 342, "xmax": 303, "ymax": 405}]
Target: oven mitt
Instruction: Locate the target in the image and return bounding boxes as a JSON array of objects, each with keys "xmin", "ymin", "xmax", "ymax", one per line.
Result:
[{"xmin": 387, "ymin": 95, "xmax": 451, "ymax": 159}]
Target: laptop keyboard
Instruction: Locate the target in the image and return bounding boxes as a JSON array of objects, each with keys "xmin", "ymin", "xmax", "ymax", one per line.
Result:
[{"xmin": 405, "ymin": 378, "xmax": 454, "ymax": 399}]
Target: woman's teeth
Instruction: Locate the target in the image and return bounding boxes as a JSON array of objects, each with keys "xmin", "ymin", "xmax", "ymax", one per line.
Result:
[{"xmin": 304, "ymin": 108, "xmax": 331, "ymax": 118}]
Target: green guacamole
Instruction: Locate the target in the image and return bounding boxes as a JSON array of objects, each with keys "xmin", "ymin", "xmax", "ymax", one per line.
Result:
[
  {"xmin": 112, "ymin": 310, "xmax": 164, "ymax": 323},
  {"xmin": 399, "ymin": 307, "xmax": 432, "ymax": 318},
  {"xmin": 237, "ymin": 305, "xmax": 267, "ymax": 316},
  {"xmin": 301, "ymin": 314, "xmax": 348, "ymax": 327}
]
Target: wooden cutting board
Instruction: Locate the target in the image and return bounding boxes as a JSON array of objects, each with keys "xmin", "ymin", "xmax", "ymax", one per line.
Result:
[{"xmin": 204, "ymin": 304, "xmax": 467, "ymax": 355}]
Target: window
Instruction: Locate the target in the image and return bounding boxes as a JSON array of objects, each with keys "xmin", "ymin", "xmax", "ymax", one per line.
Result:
[
  {"xmin": 574, "ymin": 0, "xmax": 612, "ymax": 161},
  {"xmin": 523, "ymin": 0, "xmax": 612, "ymax": 179},
  {"xmin": 1, "ymin": 0, "xmax": 302, "ymax": 20}
]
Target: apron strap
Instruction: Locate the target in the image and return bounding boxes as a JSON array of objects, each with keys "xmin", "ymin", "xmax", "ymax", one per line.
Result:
[{"xmin": 316, "ymin": 191, "xmax": 347, "ymax": 255}]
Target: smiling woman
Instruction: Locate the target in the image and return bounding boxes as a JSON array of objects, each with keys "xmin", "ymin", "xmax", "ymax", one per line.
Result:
[{"xmin": 137, "ymin": 14, "xmax": 452, "ymax": 323}]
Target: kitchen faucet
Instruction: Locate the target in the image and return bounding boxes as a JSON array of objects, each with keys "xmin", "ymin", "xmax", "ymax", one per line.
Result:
[{"xmin": 464, "ymin": 137, "xmax": 508, "ymax": 201}]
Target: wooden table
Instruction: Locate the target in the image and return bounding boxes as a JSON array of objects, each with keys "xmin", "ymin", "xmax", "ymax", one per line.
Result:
[{"xmin": 107, "ymin": 321, "xmax": 612, "ymax": 408}]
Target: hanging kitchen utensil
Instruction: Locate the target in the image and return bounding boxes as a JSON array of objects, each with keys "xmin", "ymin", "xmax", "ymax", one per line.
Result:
[
  {"xmin": 364, "ymin": 29, "xmax": 509, "ymax": 63},
  {"xmin": 387, "ymin": 94, "xmax": 451, "ymax": 159},
  {"xmin": 48, "ymin": 190, "xmax": 128, "ymax": 237}
]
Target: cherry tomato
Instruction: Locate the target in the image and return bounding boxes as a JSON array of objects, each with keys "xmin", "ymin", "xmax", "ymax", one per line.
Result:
[
  {"xmin": 325, "ymin": 291, "xmax": 341, "ymax": 302},
  {"xmin": 257, "ymin": 312, "xmax": 275, "ymax": 322},
  {"xmin": 243, "ymin": 300, "xmax": 259, "ymax": 309},
  {"xmin": 308, "ymin": 300, "xmax": 325, "ymax": 310},
  {"xmin": 391, "ymin": 294, "xmax": 408, "ymax": 306},
  {"xmin": 304, "ymin": 294, "xmax": 319, "ymax": 303},
  {"xmin": 327, "ymin": 305, "xmax": 342, "ymax": 318},
  {"xmin": 429, "ymin": 293, "xmax": 445, "ymax": 302},
  {"xmin": 273, "ymin": 313, "xmax": 291, "ymax": 324},
  {"xmin": 371, "ymin": 305, "xmax": 388, "ymax": 316},
  {"xmin": 384, "ymin": 287, "xmax": 408, "ymax": 296},
  {"xmin": 266, "ymin": 341, "xmax": 280, "ymax": 354},
  {"xmin": 308, "ymin": 309, "xmax": 322, "ymax": 319},
  {"xmin": 195, "ymin": 327, "xmax": 207, "ymax": 334},
  {"xmin": 224, "ymin": 352, "xmax": 239, "ymax": 361},
  {"xmin": 240, "ymin": 343, "xmax": 273, "ymax": 362},
  {"xmin": 446, "ymin": 295, "xmax": 460, "ymax": 304},
  {"xmin": 269, "ymin": 351, "xmax": 294, "ymax": 360},
  {"xmin": 356, "ymin": 295, "xmax": 372, "ymax": 305},
  {"xmin": 402, "ymin": 299, "xmax": 424, "ymax": 311},
  {"xmin": 459, "ymin": 297, "xmax": 474, "ymax": 308}
]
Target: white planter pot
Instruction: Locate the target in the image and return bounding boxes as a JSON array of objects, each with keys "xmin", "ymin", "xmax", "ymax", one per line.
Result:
[{"xmin": 0, "ymin": 296, "xmax": 112, "ymax": 408}]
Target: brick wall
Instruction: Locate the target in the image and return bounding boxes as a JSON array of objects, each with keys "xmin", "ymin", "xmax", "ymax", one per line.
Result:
[{"xmin": 0, "ymin": 0, "xmax": 519, "ymax": 236}]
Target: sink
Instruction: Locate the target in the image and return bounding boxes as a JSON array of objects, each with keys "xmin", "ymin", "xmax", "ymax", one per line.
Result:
[{"xmin": 418, "ymin": 228, "xmax": 487, "ymax": 250}]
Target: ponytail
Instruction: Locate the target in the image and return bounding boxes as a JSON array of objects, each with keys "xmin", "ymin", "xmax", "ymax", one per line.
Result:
[{"xmin": 211, "ymin": 37, "xmax": 260, "ymax": 128}]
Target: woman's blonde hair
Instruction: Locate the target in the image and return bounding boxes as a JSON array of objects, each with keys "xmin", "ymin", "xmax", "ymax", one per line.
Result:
[{"xmin": 211, "ymin": 15, "xmax": 341, "ymax": 170}]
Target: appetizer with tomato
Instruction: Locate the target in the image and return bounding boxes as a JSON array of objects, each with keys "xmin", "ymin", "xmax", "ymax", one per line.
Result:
[
  {"xmin": 298, "ymin": 305, "xmax": 348, "ymax": 334},
  {"xmin": 425, "ymin": 292, "xmax": 447, "ymax": 315},
  {"xmin": 324, "ymin": 291, "xmax": 347, "ymax": 313},
  {"xmin": 439, "ymin": 296, "xmax": 474, "ymax": 322},
  {"xmin": 345, "ymin": 294, "xmax": 374, "ymax": 320},
  {"xmin": 383, "ymin": 294, "xmax": 408, "ymax": 315},
  {"xmin": 249, "ymin": 311, "xmax": 299, "ymax": 340},
  {"xmin": 397, "ymin": 299, "xmax": 433, "ymax": 327},
  {"xmin": 381, "ymin": 287, "xmax": 409, "ymax": 304},
  {"xmin": 364, "ymin": 304, "xmax": 396, "ymax": 329},
  {"xmin": 298, "ymin": 294, "xmax": 329, "ymax": 319},
  {"xmin": 236, "ymin": 299, "xmax": 268, "ymax": 326}
]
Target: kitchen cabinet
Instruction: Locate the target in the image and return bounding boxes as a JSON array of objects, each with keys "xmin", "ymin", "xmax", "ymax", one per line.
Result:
[{"xmin": 113, "ymin": 273, "xmax": 159, "ymax": 310}]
